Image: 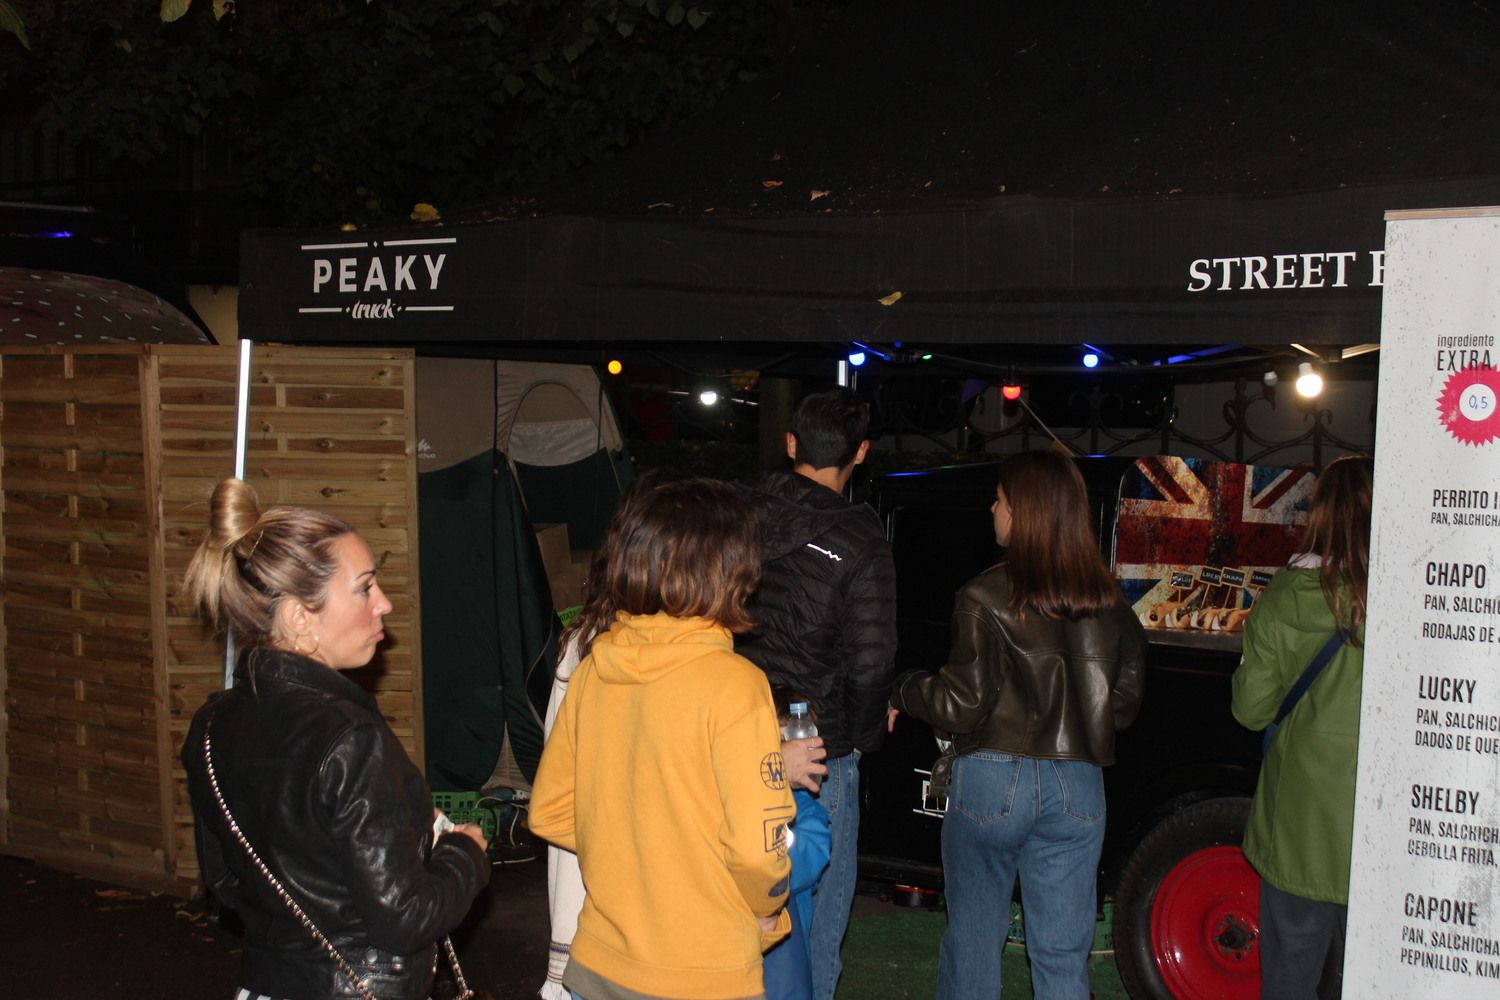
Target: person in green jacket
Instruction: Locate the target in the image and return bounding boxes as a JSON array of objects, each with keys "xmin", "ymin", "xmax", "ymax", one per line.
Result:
[{"xmin": 1232, "ymin": 455, "xmax": 1372, "ymax": 1000}]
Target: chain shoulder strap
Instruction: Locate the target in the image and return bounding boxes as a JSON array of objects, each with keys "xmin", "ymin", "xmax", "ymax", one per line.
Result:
[{"xmin": 203, "ymin": 713, "xmax": 475, "ymax": 1000}]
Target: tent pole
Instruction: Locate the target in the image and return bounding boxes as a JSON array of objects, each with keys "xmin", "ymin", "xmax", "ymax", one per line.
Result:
[{"xmin": 223, "ymin": 338, "xmax": 253, "ymax": 690}]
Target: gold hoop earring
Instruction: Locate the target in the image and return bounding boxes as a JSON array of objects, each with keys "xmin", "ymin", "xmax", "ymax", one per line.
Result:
[{"xmin": 294, "ymin": 633, "xmax": 320, "ymax": 657}]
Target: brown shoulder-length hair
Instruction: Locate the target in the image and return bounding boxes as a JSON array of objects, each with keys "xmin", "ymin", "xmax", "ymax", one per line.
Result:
[
  {"xmin": 590, "ymin": 473, "xmax": 760, "ymax": 634},
  {"xmin": 997, "ymin": 451, "xmax": 1122, "ymax": 620},
  {"xmin": 1298, "ymin": 454, "xmax": 1373, "ymax": 644},
  {"xmin": 560, "ymin": 470, "xmax": 659, "ymax": 656}
]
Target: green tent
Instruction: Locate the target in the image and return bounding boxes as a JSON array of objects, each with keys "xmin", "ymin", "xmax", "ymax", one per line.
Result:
[{"xmin": 415, "ymin": 358, "xmax": 630, "ymax": 792}]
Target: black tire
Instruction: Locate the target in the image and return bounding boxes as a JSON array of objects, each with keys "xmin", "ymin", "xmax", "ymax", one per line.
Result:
[{"xmin": 1114, "ymin": 797, "xmax": 1257, "ymax": 1000}]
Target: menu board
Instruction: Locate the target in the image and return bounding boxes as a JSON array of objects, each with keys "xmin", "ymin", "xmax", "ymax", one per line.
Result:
[{"xmin": 1345, "ymin": 208, "xmax": 1500, "ymax": 996}]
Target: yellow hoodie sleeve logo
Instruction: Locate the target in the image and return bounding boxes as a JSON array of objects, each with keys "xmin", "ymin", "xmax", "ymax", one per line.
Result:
[
  {"xmin": 763, "ymin": 806, "xmax": 795, "ymax": 860},
  {"xmin": 760, "ymin": 752, "xmax": 788, "ymax": 789}
]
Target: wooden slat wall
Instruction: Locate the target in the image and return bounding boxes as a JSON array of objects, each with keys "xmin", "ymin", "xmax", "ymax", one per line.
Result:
[
  {"xmin": 0, "ymin": 344, "xmax": 422, "ymax": 893},
  {"xmin": 155, "ymin": 345, "xmax": 422, "ymax": 886},
  {"xmin": 0, "ymin": 350, "xmax": 165, "ymax": 882}
]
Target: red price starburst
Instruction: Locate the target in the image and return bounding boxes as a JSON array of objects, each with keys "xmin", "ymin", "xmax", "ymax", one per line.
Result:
[{"xmin": 1437, "ymin": 366, "xmax": 1500, "ymax": 446}]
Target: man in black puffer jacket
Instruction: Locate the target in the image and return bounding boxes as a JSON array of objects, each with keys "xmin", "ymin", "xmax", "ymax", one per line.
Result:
[{"xmin": 737, "ymin": 386, "xmax": 897, "ymax": 1000}]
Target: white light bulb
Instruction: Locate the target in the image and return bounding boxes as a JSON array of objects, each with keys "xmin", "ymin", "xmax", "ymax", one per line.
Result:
[
  {"xmin": 698, "ymin": 389, "xmax": 720, "ymax": 406},
  {"xmin": 1295, "ymin": 362, "xmax": 1323, "ymax": 398}
]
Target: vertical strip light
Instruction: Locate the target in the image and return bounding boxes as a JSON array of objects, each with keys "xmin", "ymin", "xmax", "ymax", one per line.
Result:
[{"xmin": 223, "ymin": 338, "xmax": 253, "ymax": 690}]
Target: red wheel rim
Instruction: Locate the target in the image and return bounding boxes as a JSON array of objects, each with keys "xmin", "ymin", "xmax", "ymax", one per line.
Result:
[{"xmin": 1148, "ymin": 845, "xmax": 1261, "ymax": 1000}]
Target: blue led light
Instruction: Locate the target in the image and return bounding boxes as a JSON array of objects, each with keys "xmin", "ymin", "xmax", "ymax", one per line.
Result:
[
  {"xmin": 848, "ymin": 351, "xmax": 867, "ymax": 367},
  {"xmin": 1082, "ymin": 353, "xmax": 1100, "ymax": 369}
]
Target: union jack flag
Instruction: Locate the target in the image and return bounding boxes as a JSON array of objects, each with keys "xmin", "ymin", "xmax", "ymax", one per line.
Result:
[{"xmin": 1113, "ymin": 457, "xmax": 1313, "ymax": 622}]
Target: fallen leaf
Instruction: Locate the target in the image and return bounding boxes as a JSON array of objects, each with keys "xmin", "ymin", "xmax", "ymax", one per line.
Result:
[
  {"xmin": 94, "ymin": 888, "xmax": 134, "ymax": 898},
  {"xmin": 762, "ymin": 180, "xmax": 783, "ymax": 189},
  {"xmin": 878, "ymin": 291, "xmax": 904, "ymax": 307},
  {"xmin": 771, "ymin": 152, "xmax": 782, "ymax": 161},
  {"xmin": 409, "ymin": 203, "xmax": 440, "ymax": 222},
  {"xmin": 646, "ymin": 202, "xmax": 674, "ymax": 209},
  {"xmin": 810, "ymin": 190, "xmax": 830, "ymax": 201}
]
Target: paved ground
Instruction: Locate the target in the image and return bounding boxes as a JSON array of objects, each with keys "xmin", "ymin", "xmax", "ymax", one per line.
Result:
[
  {"xmin": 0, "ymin": 848, "xmax": 552, "ymax": 1000},
  {"xmin": 0, "ymin": 848, "xmax": 1122, "ymax": 999}
]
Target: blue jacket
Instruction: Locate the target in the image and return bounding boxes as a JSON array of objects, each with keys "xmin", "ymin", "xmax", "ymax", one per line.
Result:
[{"xmin": 762, "ymin": 790, "xmax": 832, "ymax": 1000}]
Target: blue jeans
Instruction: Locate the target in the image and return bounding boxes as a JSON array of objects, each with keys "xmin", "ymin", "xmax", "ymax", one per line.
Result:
[
  {"xmin": 936, "ymin": 753, "xmax": 1105, "ymax": 1000},
  {"xmin": 809, "ymin": 752, "xmax": 860, "ymax": 1000}
]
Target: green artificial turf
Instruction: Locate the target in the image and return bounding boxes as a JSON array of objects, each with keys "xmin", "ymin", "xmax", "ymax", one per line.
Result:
[{"xmin": 836, "ymin": 902, "xmax": 1129, "ymax": 1000}]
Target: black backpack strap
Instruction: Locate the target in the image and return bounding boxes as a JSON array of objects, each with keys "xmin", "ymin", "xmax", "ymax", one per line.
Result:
[{"xmin": 1271, "ymin": 630, "xmax": 1347, "ymax": 730}]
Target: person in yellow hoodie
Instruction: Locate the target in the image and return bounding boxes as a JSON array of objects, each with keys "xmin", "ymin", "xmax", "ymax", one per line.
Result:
[{"xmin": 531, "ymin": 474, "xmax": 796, "ymax": 1000}]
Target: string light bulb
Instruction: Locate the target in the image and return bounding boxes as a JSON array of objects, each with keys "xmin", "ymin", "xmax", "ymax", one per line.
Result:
[{"xmin": 1295, "ymin": 362, "xmax": 1324, "ymax": 398}]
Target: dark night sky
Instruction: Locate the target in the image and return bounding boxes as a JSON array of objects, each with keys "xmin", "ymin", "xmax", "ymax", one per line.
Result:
[{"xmin": 482, "ymin": 0, "xmax": 1500, "ymax": 220}]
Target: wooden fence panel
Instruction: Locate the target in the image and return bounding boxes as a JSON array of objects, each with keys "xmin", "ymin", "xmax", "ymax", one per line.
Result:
[
  {"xmin": 1, "ymin": 345, "xmax": 421, "ymax": 894},
  {"xmin": 154, "ymin": 345, "xmax": 421, "ymax": 887},
  {"xmin": 0, "ymin": 350, "xmax": 166, "ymax": 883}
]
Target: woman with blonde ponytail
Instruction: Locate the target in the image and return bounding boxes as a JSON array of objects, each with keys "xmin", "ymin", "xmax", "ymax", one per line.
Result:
[{"xmin": 180, "ymin": 478, "xmax": 490, "ymax": 1000}]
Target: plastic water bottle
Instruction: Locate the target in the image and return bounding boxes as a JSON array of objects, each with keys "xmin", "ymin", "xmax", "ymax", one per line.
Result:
[{"xmin": 781, "ymin": 701, "xmax": 819, "ymax": 741}]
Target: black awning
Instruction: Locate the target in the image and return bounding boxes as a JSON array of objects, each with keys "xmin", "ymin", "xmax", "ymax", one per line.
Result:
[
  {"xmin": 237, "ymin": 0, "xmax": 1499, "ymax": 353},
  {"xmin": 239, "ymin": 176, "xmax": 1498, "ymax": 348}
]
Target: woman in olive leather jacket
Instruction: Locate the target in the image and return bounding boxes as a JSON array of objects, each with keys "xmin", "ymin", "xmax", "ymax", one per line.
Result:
[
  {"xmin": 180, "ymin": 478, "xmax": 490, "ymax": 1000},
  {"xmin": 889, "ymin": 451, "xmax": 1145, "ymax": 1000}
]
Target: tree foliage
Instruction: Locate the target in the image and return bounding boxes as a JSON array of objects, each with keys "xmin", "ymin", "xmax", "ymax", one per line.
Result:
[
  {"xmin": 1, "ymin": 1, "xmax": 824, "ymax": 225},
  {"xmin": 0, "ymin": 1, "xmax": 29, "ymax": 48}
]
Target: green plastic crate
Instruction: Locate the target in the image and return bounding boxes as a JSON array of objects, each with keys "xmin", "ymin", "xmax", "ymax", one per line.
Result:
[{"xmin": 431, "ymin": 790, "xmax": 504, "ymax": 841}]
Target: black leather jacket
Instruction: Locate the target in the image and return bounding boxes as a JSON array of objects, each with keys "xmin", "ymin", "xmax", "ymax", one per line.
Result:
[
  {"xmin": 181, "ymin": 649, "xmax": 489, "ymax": 1000},
  {"xmin": 891, "ymin": 563, "xmax": 1145, "ymax": 766}
]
